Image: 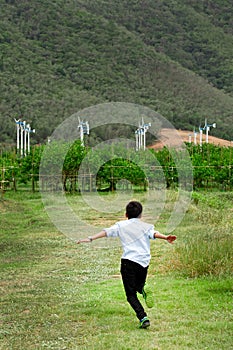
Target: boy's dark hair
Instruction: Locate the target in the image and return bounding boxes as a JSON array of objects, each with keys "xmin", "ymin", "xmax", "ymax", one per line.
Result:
[{"xmin": 126, "ymin": 201, "xmax": 143, "ymax": 219}]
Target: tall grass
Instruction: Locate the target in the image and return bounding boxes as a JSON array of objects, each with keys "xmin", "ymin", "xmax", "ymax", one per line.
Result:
[{"xmin": 173, "ymin": 192, "xmax": 233, "ymax": 277}]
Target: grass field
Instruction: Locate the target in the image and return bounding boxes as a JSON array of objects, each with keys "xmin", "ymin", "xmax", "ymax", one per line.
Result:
[{"xmin": 0, "ymin": 190, "xmax": 232, "ymax": 350}]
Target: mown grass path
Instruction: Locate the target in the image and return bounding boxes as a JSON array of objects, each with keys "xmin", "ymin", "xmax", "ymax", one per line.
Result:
[{"xmin": 0, "ymin": 192, "xmax": 232, "ymax": 349}]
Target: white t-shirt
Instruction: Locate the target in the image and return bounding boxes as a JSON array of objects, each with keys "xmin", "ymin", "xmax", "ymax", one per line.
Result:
[{"xmin": 104, "ymin": 218, "xmax": 156, "ymax": 267}]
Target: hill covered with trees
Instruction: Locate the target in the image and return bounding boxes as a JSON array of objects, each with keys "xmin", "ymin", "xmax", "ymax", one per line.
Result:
[{"xmin": 0, "ymin": 0, "xmax": 233, "ymax": 144}]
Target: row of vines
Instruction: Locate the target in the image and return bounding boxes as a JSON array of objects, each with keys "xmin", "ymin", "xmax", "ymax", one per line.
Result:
[{"xmin": 0, "ymin": 142, "xmax": 233, "ymax": 193}]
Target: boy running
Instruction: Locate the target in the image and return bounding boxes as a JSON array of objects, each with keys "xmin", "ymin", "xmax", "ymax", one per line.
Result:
[{"xmin": 77, "ymin": 200, "xmax": 176, "ymax": 328}]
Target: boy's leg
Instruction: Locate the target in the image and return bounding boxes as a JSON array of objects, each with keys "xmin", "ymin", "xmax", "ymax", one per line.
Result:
[
  {"xmin": 120, "ymin": 259, "xmax": 148, "ymax": 321},
  {"xmin": 136, "ymin": 266, "xmax": 154, "ymax": 308},
  {"xmin": 136, "ymin": 266, "xmax": 148, "ymax": 295}
]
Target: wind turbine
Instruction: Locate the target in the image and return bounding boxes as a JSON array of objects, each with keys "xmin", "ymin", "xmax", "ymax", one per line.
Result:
[
  {"xmin": 14, "ymin": 118, "xmax": 35, "ymax": 156},
  {"xmin": 135, "ymin": 117, "xmax": 151, "ymax": 151},
  {"xmin": 78, "ymin": 118, "xmax": 89, "ymax": 146},
  {"xmin": 204, "ymin": 118, "xmax": 216, "ymax": 143}
]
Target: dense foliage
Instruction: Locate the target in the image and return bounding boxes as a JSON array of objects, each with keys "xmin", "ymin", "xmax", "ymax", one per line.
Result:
[
  {"xmin": 0, "ymin": 0, "xmax": 233, "ymax": 145},
  {"xmin": 1, "ymin": 143, "xmax": 233, "ymax": 192}
]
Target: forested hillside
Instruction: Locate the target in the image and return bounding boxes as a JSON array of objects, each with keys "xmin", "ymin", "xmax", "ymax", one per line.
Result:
[{"xmin": 0, "ymin": 0, "xmax": 233, "ymax": 144}]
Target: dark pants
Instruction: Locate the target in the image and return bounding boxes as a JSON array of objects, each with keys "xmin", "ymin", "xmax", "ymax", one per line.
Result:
[{"xmin": 120, "ymin": 258, "xmax": 148, "ymax": 320}]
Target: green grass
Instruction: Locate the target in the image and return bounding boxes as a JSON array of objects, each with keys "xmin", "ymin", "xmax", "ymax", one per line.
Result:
[{"xmin": 0, "ymin": 190, "xmax": 233, "ymax": 349}]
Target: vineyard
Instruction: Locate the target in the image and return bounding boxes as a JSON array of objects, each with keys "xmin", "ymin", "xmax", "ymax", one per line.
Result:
[{"xmin": 1, "ymin": 141, "xmax": 233, "ymax": 194}]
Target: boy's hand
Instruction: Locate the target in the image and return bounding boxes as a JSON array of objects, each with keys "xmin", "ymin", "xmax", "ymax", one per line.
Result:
[{"xmin": 166, "ymin": 235, "xmax": 177, "ymax": 244}]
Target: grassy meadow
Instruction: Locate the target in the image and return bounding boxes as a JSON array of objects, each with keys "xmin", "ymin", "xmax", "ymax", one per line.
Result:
[{"xmin": 0, "ymin": 190, "xmax": 232, "ymax": 350}]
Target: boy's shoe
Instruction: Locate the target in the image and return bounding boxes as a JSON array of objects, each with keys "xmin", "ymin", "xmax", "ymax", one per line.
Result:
[
  {"xmin": 142, "ymin": 284, "xmax": 154, "ymax": 308},
  {"xmin": 139, "ymin": 316, "xmax": 150, "ymax": 329}
]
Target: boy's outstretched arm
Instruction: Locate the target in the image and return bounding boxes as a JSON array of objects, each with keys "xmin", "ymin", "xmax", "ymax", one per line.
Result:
[
  {"xmin": 154, "ymin": 231, "xmax": 177, "ymax": 244},
  {"xmin": 77, "ymin": 230, "xmax": 107, "ymax": 244}
]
